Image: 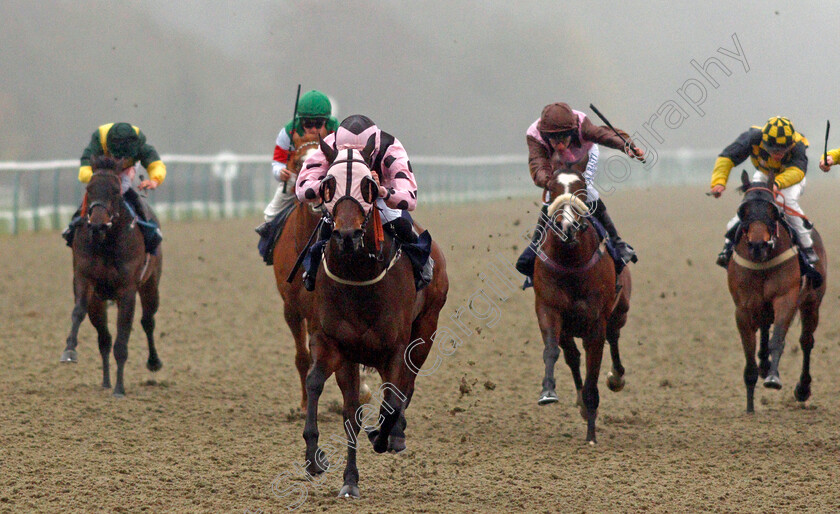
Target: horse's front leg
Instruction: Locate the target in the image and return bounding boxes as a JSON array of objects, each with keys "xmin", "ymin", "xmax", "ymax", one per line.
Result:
[
  {"xmin": 794, "ymin": 298, "xmax": 820, "ymax": 402},
  {"xmin": 735, "ymin": 307, "xmax": 758, "ymax": 413},
  {"xmin": 765, "ymin": 291, "xmax": 799, "ymax": 390},
  {"xmin": 112, "ymin": 288, "xmax": 137, "ymax": 397},
  {"xmin": 61, "ymin": 276, "xmax": 90, "ymax": 363},
  {"xmin": 757, "ymin": 323, "xmax": 771, "ymax": 379},
  {"xmin": 303, "ymin": 336, "xmax": 338, "ymax": 477},
  {"xmin": 581, "ymin": 322, "xmax": 606, "ymax": 444},
  {"xmin": 87, "ymin": 296, "xmax": 112, "ymax": 388},
  {"xmin": 334, "ymin": 361, "xmax": 361, "ymax": 498},
  {"xmin": 537, "ymin": 305, "xmax": 561, "ymax": 405}
]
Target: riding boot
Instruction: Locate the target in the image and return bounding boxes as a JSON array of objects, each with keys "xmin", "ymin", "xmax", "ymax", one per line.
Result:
[
  {"xmin": 384, "ymin": 217, "xmax": 418, "ymax": 244},
  {"xmin": 303, "ymin": 221, "xmax": 332, "ymax": 292},
  {"xmin": 62, "ymin": 207, "xmax": 83, "ymax": 247},
  {"xmin": 516, "ymin": 205, "xmax": 549, "ymax": 289},
  {"xmin": 385, "ymin": 216, "xmax": 435, "ymax": 290},
  {"xmin": 788, "ymin": 216, "xmax": 822, "ymax": 287},
  {"xmin": 124, "ymin": 189, "xmax": 162, "ymax": 254},
  {"xmin": 591, "ymin": 199, "xmax": 637, "ymax": 264},
  {"xmin": 716, "ymin": 221, "xmax": 740, "ymax": 268},
  {"xmin": 255, "ymin": 222, "xmax": 272, "ymax": 238}
]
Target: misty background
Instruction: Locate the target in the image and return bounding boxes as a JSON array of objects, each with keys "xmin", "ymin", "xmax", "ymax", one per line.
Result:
[{"xmin": 2, "ymin": 0, "xmax": 840, "ymax": 170}]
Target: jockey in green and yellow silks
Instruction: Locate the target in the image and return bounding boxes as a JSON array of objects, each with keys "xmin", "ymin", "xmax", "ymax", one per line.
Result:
[{"xmin": 63, "ymin": 123, "xmax": 165, "ymax": 253}]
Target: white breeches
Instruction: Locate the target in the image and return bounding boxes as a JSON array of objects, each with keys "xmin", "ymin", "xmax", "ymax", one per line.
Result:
[{"xmin": 727, "ymin": 172, "xmax": 811, "ymax": 247}]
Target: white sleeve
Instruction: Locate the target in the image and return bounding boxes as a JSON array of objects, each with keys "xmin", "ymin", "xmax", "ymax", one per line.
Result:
[{"xmin": 584, "ymin": 145, "xmax": 599, "ymax": 186}]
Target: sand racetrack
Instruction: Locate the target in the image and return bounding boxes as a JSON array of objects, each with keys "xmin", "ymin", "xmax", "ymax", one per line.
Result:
[{"xmin": 2, "ymin": 183, "xmax": 840, "ymax": 513}]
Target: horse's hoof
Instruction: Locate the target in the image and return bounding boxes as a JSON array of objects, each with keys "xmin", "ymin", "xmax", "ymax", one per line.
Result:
[
  {"xmin": 102, "ymin": 381, "xmax": 111, "ymax": 389},
  {"xmin": 337, "ymin": 484, "xmax": 360, "ymax": 499},
  {"xmin": 764, "ymin": 375, "xmax": 782, "ymax": 390},
  {"xmin": 606, "ymin": 371, "xmax": 625, "ymax": 392},
  {"xmin": 538, "ymin": 390, "xmax": 559, "ymax": 405},
  {"xmin": 60, "ymin": 350, "xmax": 78, "ymax": 363},
  {"xmin": 146, "ymin": 358, "xmax": 163, "ymax": 372},
  {"xmin": 388, "ymin": 436, "xmax": 406, "ymax": 454},
  {"xmin": 112, "ymin": 391, "xmax": 125, "ymax": 399},
  {"xmin": 359, "ymin": 383, "xmax": 372, "ymax": 404},
  {"xmin": 794, "ymin": 383, "xmax": 811, "ymax": 403}
]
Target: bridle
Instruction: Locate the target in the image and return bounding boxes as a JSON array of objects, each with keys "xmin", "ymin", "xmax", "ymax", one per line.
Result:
[{"xmin": 85, "ymin": 171, "xmax": 124, "ymax": 229}]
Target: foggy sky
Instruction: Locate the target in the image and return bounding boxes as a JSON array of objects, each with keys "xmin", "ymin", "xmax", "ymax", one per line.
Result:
[{"xmin": 3, "ymin": 0, "xmax": 840, "ymax": 162}]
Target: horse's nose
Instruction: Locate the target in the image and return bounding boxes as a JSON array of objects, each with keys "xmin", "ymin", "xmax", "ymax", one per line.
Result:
[{"xmin": 333, "ymin": 228, "xmax": 364, "ymax": 252}]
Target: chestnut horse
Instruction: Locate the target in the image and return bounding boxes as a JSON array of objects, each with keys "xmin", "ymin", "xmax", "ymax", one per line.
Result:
[
  {"xmin": 727, "ymin": 170, "xmax": 826, "ymax": 413},
  {"xmin": 533, "ymin": 167, "xmax": 631, "ymax": 444},
  {"xmin": 272, "ymin": 133, "xmax": 328, "ymax": 412},
  {"xmin": 302, "ymin": 137, "xmax": 448, "ymax": 499},
  {"xmin": 60, "ymin": 156, "xmax": 163, "ymax": 397}
]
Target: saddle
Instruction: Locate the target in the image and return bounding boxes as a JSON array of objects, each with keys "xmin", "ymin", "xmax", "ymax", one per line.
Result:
[{"xmin": 257, "ymin": 200, "xmax": 298, "ymax": 265}]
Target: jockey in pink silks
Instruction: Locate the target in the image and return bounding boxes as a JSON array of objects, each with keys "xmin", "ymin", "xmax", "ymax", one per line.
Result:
[{"xmin": 295, "ymin": 114, "xmax": 433, "ymax": 291}]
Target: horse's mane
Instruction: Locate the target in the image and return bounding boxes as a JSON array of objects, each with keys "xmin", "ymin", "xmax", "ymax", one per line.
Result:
[{"xmin": 90, "ymin": 155, "xmax": 122, "ymax": 173}]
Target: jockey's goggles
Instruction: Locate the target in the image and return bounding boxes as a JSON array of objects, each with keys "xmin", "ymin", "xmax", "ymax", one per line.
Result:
[
  {"xmin": 760, "ymin": 141, "xmax": 794, "ymax": 155},
  {"xmin": 544, "ymin": 130, "xmax": 574, "ymax": 144},
  {"xmin": 301, "ymin": 118, "xmax": 326, "ymax": 129}
]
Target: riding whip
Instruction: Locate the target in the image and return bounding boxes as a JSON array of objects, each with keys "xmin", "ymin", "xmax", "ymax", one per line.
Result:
[
  {"xmin": 287, "ymin": 217, "xmax": 324, "ymax": 283},
  {"xmin": 589, "ymin": 103, "xmax": 646, "ymax": 164},
  {"xmin": 824, "ymin": 120, "xmax": 830, "ymax": 169},
  {"xmin": 282, "ymin": 84, "xmax": 302, "ymax": 194}
]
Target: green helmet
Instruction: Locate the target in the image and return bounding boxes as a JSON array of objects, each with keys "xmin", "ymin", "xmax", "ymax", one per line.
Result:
[
  {"xmin": 296, "ymin": 90, "xmax": 331, "ymax": 119},
  {"xmin": 107, "ymin": 122, "xmax": 141, "ymax": 158}
]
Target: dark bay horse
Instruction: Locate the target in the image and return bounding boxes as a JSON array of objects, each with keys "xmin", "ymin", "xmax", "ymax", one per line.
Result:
[
  {"xmin": 60, "ymin": 156, "xmax": 163, "ymax": 397},
  {"xmin": 727, "ymin": 170, "xmax": 826, "ymax": 413},
  {"xmin": 533, "ymin": 167, "xmax": 631, "ymax": 444},
  {"xmin": 302, "ymin": 137, "xmax": 448, "ymax": 499}
]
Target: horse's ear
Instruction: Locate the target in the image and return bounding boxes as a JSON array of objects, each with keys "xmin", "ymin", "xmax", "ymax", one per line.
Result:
[
  {"xmin": 741, "ymin": 170, "xmax": 750, "ymax": 188},
  {"xmin": 360, "ymin": 175, "xmax": 379, "ymax": 204},
  {"xmin": 319, "ymin": 175, "xmax": 337, "ymax": 203},
  {"xmin": 767, "ymin": 171, "xmax": 776, "ymax": 189},
  {"xmin": 319, "ymin": 136, "xmax": 337, "ymax": 163},
  {"xmin": 361, "ymin": 134, "xmax": 376, "ymax": 166}
]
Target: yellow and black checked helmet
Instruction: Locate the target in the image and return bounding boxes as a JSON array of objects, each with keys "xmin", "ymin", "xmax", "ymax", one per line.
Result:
[{"xmin": 761, "ymin": 116, "xmax": 795, "ymax": 151}]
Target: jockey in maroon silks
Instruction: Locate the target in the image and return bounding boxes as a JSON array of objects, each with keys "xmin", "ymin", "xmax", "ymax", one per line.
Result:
[
  {"xmin": 516, "ymin": 102, "xmax": 644, "ymax": 288},
  {"xmin": 296, "ymin": 114, "xmax": 432, "ymax": 292}
]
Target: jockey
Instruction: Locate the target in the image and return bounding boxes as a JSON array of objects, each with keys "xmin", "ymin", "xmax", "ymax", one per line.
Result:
[
  {"xmin": 710, "ymin": 116, "xmax": 821, "ymax": 283},
  {"xmin": 515, "ymin": 102, "xmax": 644, "ymax": 287},
  {"xmin": 295, "ymin": 114, "xmax": 432, "ymax": 292},
  {"xmin": 255, "ymin": 90, "xmax": 339, "ymax": 245},
  {"xmin": 62, "ymin": 122, "xmax": 164, "ymax": 254}
]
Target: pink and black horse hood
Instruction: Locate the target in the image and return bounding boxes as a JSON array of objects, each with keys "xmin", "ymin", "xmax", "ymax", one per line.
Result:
[
  {"xmin": 318, "ymin": 139, "xmax": 379, "ymax": 215},
  {"xmin": 296, "ymin": 115, "xmax": 419, "ymax": 210}
]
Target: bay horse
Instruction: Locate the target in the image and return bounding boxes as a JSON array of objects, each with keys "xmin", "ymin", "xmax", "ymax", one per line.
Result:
[
  {"xmin": 60, "ymin": 155, "xmax": 163, "ymax": 397},
  {"xmin": 272, "ymin": 133, "xmax": 374, "ymax": 413},
  {"xmin": 301, "ymin": 137, "xmax": 448, "ymax": 499},
  {"xmin": 727, "ymin": 170, "xmax": 826, "ymax": 413},
  {"xmin": 533, "ymin": 167, "xmax": 631, "ymax": 444}
]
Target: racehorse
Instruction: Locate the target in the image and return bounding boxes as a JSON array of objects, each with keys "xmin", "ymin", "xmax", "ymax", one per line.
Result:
[
  {"xmin": 726, "ymin": 170, "xmax": 826, "ymax": 413},
  {"xmin": 301, "ymin": 136, "xmax": 448, "ymax": 499},
  {"xmin": 533, "ymin": 166, "xmax": 631, "ymax": 444},
  {"xmin": 60, "ymin": 155, "xmax": 163, "ymax": 397}
]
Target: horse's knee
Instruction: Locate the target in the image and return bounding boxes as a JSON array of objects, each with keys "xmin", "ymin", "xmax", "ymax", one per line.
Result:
[
  {"xmin": 581, "ymin": 384, "xmax": 600, "ymax": 412},
  {"xmin": 305, "ymin": 372, "xmax": 326, "ymax": 397},
  {"xmin": 744, "ymin": 364, "xmax": 759, "ymax": 387}
]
